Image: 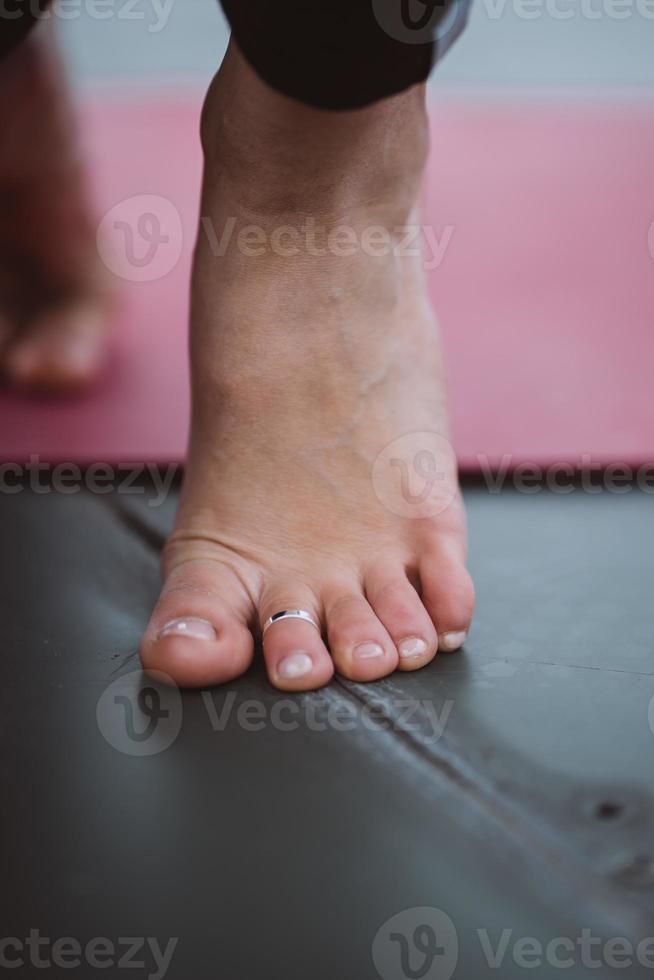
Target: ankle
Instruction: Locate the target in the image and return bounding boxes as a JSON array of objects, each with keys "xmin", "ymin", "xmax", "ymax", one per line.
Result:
[{"xmin": 200, "ymin": 42, "xmax": 429, "ymax": 223}]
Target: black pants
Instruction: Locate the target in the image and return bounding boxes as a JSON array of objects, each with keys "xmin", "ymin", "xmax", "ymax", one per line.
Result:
[
  {"xmin": 2, "ymin": 0, "xmax": 470, "ymax": 109},
  {"xmin": 220, "ymin": 0, "xmax": 470, "ymax": 109}
]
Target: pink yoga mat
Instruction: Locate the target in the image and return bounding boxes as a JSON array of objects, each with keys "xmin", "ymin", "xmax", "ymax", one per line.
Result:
[{"xmin": 1, "ymin": 95, "xmax": 653, "ymax": 470}]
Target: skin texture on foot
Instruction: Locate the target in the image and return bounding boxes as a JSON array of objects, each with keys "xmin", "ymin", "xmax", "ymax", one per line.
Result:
[
  {"xmin": 140, "ymin": 43, "xmax": 475, "ymax": 691},
  {"xmin": 0, "ymin": 27, "xmax": 111, "ymax": 392}
]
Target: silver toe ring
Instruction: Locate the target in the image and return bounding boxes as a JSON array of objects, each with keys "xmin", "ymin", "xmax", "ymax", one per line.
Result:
[{"xmin": 262, "ymin": 609, "xmax": 321, "ymax": 638}]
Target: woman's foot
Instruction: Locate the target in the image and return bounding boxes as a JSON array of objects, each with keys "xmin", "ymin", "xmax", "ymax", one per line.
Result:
[
  {"xmin": 0, "ymin": 28, "xmax": 111, "ymax": 392},
  {"xmin": 140, "ymin": 43, "xmax": 474, "ymax": 691}
]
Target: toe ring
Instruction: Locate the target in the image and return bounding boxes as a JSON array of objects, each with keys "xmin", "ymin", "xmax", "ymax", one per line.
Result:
[{"xmin": 262, "ymin": 609, "xmax": 321, "ymax": 638}]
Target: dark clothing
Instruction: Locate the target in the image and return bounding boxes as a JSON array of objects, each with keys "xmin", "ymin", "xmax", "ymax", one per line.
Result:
[
  {"xmin": 2, "ymin": 0, "xmax": 469, "ymax": 108},
  {"xmin": 0, "ymin": 0, "xmax": 51, "ymax": 61},
  {"xmin": 220, "ymin": 0, "xmax": 471, "ymax": 109}
]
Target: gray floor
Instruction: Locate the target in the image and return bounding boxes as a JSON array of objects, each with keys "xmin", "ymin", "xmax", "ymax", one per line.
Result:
[
  {"xmin": 2, "ymin": 479, "xmax": 654, "ymax": 980},
  {"xmin": 57, "ymin": 0, "xmax": 654, "ymax": 96}
]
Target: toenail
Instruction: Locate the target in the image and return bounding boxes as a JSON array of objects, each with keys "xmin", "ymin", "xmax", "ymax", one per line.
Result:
[
  {"xmin": 277, "ymin": 652, "xmax": 313, "ymax": 679},
  {"xmin": 159, "ymin": 617, "xmax": 216, "ymax": 641},
  {"xmin": 353, "ymin": 641, "xmax": 385, "ymax": 660},
  {"xmin": 440, "ymin": 630, "xmax": 467, "ymax": 651},
  {"xmin": 398, "ymin": 636, "xmax": 428, "ymax": 659}
]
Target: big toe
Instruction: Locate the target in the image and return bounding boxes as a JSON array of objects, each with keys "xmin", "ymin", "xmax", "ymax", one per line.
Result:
[{"xmin": 140, "ymin": 560, "xmax": 255, "ymax": 688}]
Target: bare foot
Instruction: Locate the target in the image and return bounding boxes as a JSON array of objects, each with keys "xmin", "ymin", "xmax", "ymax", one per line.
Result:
[
  {"xmin": 0, "ymin": 28, "xmax": 111, "ymax": 392},
  {"xmin": 140, "ymin": 43, "xmax": 474, "ymax": 691}
]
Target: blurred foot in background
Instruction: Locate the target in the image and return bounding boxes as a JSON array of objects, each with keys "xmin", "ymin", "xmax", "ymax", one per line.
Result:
[{"xmin": 0, "ymin": 26, "xmax": 111, "ymax": 392}]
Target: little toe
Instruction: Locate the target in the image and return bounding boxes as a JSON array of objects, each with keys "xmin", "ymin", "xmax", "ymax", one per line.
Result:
[
  {"xmin": 325, "ymin": 590, "xmax": 398, "ymax": 682},
  {"xmin": 365, "ymin": 566, "xmax": 438, "ymax": 671},
  {"xmin": 420, "ymin": 545, "xmax": 475, "ymax": 652},
  {"xmin": 140, "ymin": 559, "xmax": 254, "ymax": 688}
]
